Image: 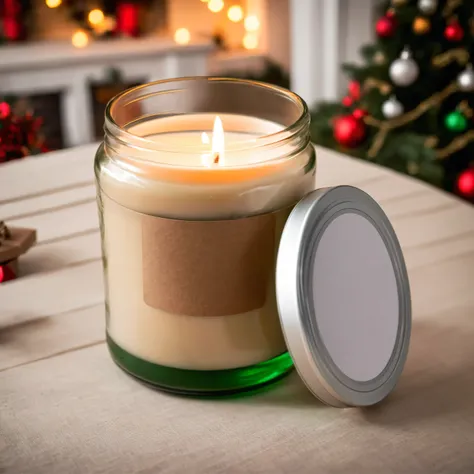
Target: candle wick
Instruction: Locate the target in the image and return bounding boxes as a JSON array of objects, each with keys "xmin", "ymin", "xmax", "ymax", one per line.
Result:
[{"xmin": 213, "ymin": 152, "xmax": 220, "ymax": 164}]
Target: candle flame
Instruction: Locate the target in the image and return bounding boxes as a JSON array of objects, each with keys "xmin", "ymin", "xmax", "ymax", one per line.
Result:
[
  {"xmin": 200, "ymin": 117, "xmax": 225, "ymax": 167},
  {"xmin": 201, "ymin": 132, "xmax": 210, "ymax": 144},
  {"xmin": 212, "ymin": 116, "xmax": 225, "ymax": 165}
]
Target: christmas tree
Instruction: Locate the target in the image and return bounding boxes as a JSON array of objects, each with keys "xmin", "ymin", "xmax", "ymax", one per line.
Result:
[{"xmin": 310, "ymin": 0, "xmax": 474, "ymax": 202}]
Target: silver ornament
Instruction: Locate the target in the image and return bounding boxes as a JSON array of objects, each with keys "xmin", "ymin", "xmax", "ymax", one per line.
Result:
[
  {"xmin": 382, "ymin": 96, "xmax": 404, "ymax": 119},
  {"xmin": 457, "ymin": 65, "xmax": 474, "ymax": 92},
  {"xmin": 389, "ymin": 48, "xmax": 419, "ymax": 87},
  {"xmin": 418, "ymin": 0, "xmax": 437, "ymax": 15}
]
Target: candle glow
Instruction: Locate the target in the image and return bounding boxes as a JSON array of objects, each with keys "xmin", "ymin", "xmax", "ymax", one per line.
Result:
[{"xmin": 200, "ymin": 117, "xmax": 225, "ymax": 167}]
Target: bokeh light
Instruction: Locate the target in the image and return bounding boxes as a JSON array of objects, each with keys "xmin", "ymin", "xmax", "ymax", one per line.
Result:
[
  {"xmin": 243, "ymin": 32, "xmax": 258, "ymax": 50},
  {"xmin": 88, "ymin": 9, "xmax": 104, "ymax": 26},
  {"xmin": 45, "ymin": 0, "xmax": 61, "ymax": 8},
  {"xmin": 174, "ymin": 27, "xmax": 191, "ymax": 45},
  {"xmin": 227, "ymin": 5, "xmax": 243, "ymax": 22},
  {"xmin": 244, "ymin": 15, "xmax": 260, "ymax": 32},
  {"xmin": 208, "ymin": 0, "xmax": 224, "ymax": 13},
  {"xmin": 72, "ymin": 30, "xmax": 89, "ymax": 48}
]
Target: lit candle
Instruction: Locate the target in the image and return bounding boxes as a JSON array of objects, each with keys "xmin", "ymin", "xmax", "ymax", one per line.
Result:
[{"xmin": 96, "ymin": 78, "xmax": 315, "ymax": 394}]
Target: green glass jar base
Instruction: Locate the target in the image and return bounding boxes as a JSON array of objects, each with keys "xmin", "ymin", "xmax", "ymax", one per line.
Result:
[{"xmin": 107, "ymin": 333, "xmax": 294, "ymax": 397}]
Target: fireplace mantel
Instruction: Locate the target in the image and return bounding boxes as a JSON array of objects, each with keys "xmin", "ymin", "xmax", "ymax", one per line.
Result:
[
  {"xmin": 0, "ymin": 38, "xmax": 214, "ymax": 147},
  {"xmin": 0, "ymin": 38, "xmax": 213, "ymax": 71}
]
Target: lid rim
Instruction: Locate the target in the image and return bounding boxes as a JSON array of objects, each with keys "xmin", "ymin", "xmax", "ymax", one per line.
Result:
[{"xmin": 276, "ymin": 186, "xmax": 411, "ymax": 407}]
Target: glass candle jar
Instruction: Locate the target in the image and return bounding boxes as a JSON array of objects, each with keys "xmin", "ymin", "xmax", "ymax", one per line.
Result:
[{"xmin": 95, "ymin": 77, "xmax": 315, "ymax": 395}]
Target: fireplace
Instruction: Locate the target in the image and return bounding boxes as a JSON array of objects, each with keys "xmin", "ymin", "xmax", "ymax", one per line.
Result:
[
  {"xmin": 0, "ymin": 38, "xmax": 213, "ymax": 148},
  {"xmin": 89, "ymin": 73, "xmax": 145, "ymax": 141},
  {"xmin": 16, "ymin": 92, "xmax": 65, "ymax": 151}
]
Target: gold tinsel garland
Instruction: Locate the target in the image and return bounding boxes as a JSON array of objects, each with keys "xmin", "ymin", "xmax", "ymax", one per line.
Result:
[
  {"xmin": 364, "ymin": 82, "xmax": 459, "ymax": 158},
  {"xmin": 432, "ymin": 49, "xmax": 469, "ymax": 67},
  {"xmin": 363, "ymin": 78, "xmax": 392, "ymax": 95},
  {"xmin": 443, "ymin": 0, "xmax": 462, "ymax": 17},
  {"xmin": 436, "ymin": 130, "xmax": 474, "ymax": 160}
]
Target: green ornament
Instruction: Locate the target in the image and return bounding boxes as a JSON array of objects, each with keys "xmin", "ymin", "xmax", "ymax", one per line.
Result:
[{"xmin": 445, "ymin": 111, "xmax": 467, "ymax": 132}]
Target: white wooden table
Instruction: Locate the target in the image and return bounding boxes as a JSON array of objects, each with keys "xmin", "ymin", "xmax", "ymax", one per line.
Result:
[{"xmin": 1, "ymin": 145, "xmax": 474, "ymax": 474}]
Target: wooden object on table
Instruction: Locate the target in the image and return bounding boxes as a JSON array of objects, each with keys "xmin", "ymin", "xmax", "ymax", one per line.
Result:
[
  {"xmin": 0, "ymin": 221, "xmax": 36, "ymax": 270},
  {"xmin": 1, "ymin": 144, "xmax": 474, "ymax": 474}
]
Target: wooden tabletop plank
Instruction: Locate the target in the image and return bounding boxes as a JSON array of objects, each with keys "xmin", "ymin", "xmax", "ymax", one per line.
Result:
[
  {"xmin": 0, "ymin": 144, "xmax": 97, "ymax": 204},
  {"xmin": 392, "ymin": 203, "xmax": 474, "ymax": 249},
  {"xmin": 8, "ymin": 201, "xmax": 99, "ymax": 244},
  {"xmin": 0, "ymin": 304, "xmax": 104, "ymax": 372},
  {"xmin": 0, "ymin": 260, "xmax": 103, "ymax": 320},
  {"xmin": 1, "ymin": 184, "xmax": 96, "ymax": 222},
  {"xmin": 403, "ymin": 231, "xmax": 474, "ymax": 271},
  {"xmin": 18, "ymin": 232, "xmax": 101, "ymax": 277}
]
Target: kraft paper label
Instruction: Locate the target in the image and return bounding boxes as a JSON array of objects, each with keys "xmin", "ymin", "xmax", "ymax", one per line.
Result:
[{"xmin": 142, "ymin": 212, "xmax": 276, "ymax": 317}]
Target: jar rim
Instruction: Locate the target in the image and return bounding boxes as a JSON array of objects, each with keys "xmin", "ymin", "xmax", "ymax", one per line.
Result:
[{"xmin": 104, "ymin": 76, "xmax": 310, "ymax": 158}]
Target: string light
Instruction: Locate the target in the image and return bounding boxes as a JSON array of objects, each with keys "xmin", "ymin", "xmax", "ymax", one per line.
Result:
[
  {"xmin": 45, "ymin": 0, "xmax": 61, "ymax": 8},
  {"xmin": 243, "ymin": 32, "xmax": 258, "ymax": 50},
  {"xmin": 88, "ymin": 9, "xmax": 104, "ymax": 26},
  {"xmin": 93, "ymin": 15, "xmax": 116, "ymax": 35},
  {"xmin": 102, "ymin": 16, "xmax": 116, "ymax": 31},
  {"xmin": 72, "ymin": 29, "xmax": 89, "ymax": 48},
  {"xmin": 208, "ymin": 0, "xmax": 224, "ymax": 13},
  {"xmin": 227, "ymin": 5, "xmax": 243, "ymax": 22},
  {"xmin": 174, "ymin": 27, "xmax": 191, "ymax": 45},
  {"xmin": 244, "ymin": 15, "xmax": 260, "ymax": 31}
]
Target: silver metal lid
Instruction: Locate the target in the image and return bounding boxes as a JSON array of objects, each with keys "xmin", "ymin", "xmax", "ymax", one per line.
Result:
[{"xmin": 276, "ymin": 186, "xmax": 411, "ymax": 407}]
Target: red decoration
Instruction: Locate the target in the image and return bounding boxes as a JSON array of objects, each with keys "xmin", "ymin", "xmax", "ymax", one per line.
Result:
[
  {"xmin": 0, "ymin": 264, "xmax": 16, "ymax": 283},
  {"xmin": 0, "ymin": 101, "xmax": 11, "ymax": 119},
  {"xmin": 116, "ymin": 2, "xmax": 140, "ymax": 37},
  {"xmin": 0, "ymin": 100, "xmax": 48, "ymax": 163},
  {"xmin": 348, "ymin": 80, "xmax": 361, "ymax": 100},
  {"xmin": 333, "ymin": 114, "xmax": 366, "ymax": 148},
  {"xmin": 457, "ymin": 168, "xmax": 474, "ymax": 198},
  {"xmin": 1, "ymin": 0, "xmax": 25, "ymax": 41},
  {"xmin": 376, "ymin": 15, "xmax": 396, "ymax": 38},
  {"xmin": 352, "ymin": 109, "xmax": 368, "ymax": 120},
  {"xmin": 444, "ymin": 21, "xmax": 464, "ymax": 41},
  {"xmin": 342, "ymin": 96, "xmax": 353, "ymax": 107}
]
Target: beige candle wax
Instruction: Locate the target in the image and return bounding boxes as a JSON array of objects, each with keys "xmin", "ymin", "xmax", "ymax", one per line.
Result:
[
  {"xmin": 96, "ymin": 77, "xmax": 315, "ymax": 394},
  {"xmin": 99, "ymin": 114, "xmax": 314, "ymax": 370}
]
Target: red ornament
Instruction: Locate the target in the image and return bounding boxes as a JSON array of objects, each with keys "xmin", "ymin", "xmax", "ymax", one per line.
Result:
[
  {"xmin": 457, "ymin": 169, "xmax": 474, "ymax": 198},
  {"xmin": 376, "ymin": 15, "xmax": 396, "ymax": 38},
  {"xmin": 348, "ymin": 80, "xmax": 361, "ymax": 100},
  {"xmin": 333, "ymin": 114, "xmax": 366, "ymax": 148},
  {"xmin": 444, "ymin": 21, "xmax": 464, "ymax": 41},
  {"xmin": 352, "ymin": 109, "xmax": 368, "ymax": 120},
  {"xmin": 0, "ymin": 264, "xmax": 16, "ymax": 283},
  {"xmin": 0, "ymin": 101, "xmax": 11, "ymax": 119},
  {"xmin": 342, "ymin": 96, "xmax": 353, "ymax": 107},
  {"xmin": 116, "ymin": 2, "xmax": 140, "ymax": 37}
]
